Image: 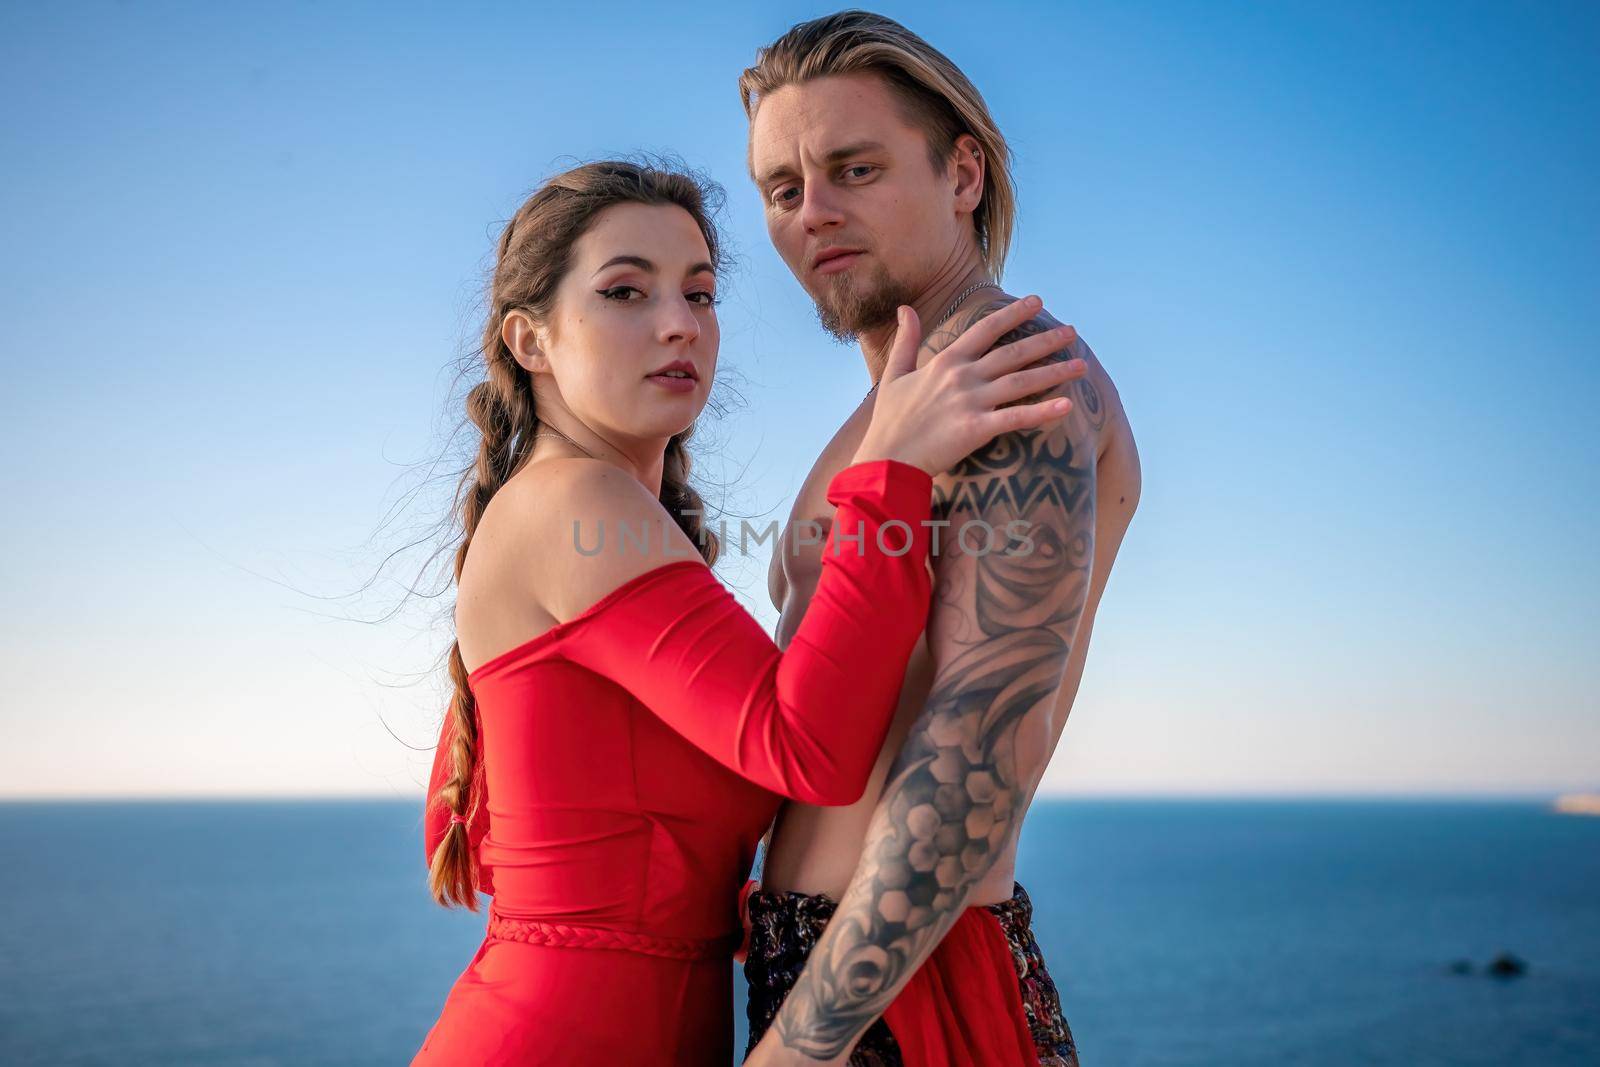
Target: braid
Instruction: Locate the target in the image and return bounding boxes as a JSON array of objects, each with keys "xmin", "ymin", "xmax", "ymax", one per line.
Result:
[
  {"xmin": 428, "ymin": 641, "xmax": 483, "ymax": 908},
  {"xmin": 661, "ymin": 426, "xmax": 719, "ymax": 566},
  {"xmin": 428, "ymin": 305, "xmax": 539, "ymax": 910}
]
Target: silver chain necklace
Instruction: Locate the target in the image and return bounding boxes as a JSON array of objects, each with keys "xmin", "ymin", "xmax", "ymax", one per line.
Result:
[
  {"xmin": 865, "ymin": 280, "xmax": 1001, "ymax": 400},
  {"xmin": 530, "ymin": 427, "xmax": 598, "ymax": 460}
]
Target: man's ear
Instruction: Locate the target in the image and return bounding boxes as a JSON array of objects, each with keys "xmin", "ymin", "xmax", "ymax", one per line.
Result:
[
  {"xmin": 949, "ymin": 133, "xmax": 986, "ymax": 215},
  {"xmin": 502, "ymin": 308, "xmax": 551, "ymax": 374}
]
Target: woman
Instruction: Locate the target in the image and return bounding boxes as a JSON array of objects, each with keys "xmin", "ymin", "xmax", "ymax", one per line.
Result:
[{"xmin": 414, "ymin": 160, "xmax": 1083, "ymax": 1065}]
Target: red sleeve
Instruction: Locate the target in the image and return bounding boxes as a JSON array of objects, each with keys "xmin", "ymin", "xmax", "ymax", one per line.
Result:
[{"xmin": 558, "ymin": 458, "xmax": 933, "ymax": 805}]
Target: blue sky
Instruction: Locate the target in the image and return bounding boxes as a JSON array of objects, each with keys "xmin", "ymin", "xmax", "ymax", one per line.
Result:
[{"xmin": 1, "ymin": 1, "xmax": 1595, "ymax": 798}]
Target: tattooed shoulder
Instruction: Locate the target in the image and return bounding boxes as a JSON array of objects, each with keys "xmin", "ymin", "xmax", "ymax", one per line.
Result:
[{"xmin": 928, "ymin": 299, "xmax": 1102, "ymax": 528}]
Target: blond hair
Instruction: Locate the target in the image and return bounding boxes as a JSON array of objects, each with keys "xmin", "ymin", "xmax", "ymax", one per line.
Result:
[{"xmin": 739, "ymin": 10, "xmax": 1016, "ymax": 278}]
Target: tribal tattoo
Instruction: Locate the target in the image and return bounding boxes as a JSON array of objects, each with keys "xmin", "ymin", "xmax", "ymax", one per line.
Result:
[{"xmin": 770, "ymin": 302, "xmax": 1101, "ymax": 1061}]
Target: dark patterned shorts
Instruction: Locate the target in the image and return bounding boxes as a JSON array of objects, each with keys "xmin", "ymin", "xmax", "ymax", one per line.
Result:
[{"xmin": 743, "ymin": 881, "xmax": 1078, "ymax": 1066}]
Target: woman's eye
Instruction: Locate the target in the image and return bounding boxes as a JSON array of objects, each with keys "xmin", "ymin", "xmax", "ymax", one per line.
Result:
[
  {"xmin": 599, "ymin": 285, "xmax": 644, "ymax": 301},
  {"xmin": 687, "ymin": 290, "xmax": 717, "ymax": 307}
]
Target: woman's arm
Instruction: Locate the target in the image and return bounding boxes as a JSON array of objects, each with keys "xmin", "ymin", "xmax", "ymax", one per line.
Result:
[{"xmin": 552, "ymin": 458, "xmax": 935, "ymax": 805}]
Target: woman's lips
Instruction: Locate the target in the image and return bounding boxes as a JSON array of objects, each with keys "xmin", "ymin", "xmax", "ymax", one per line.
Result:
[{"xmin": 645, "ymin": 373, "xmax": 698, "ymax": 394}]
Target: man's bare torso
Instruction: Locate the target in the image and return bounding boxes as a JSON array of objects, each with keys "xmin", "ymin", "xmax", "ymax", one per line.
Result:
[{"xmin": 761, "ymin": 321, "xmax": 1141, "ymax": 907}]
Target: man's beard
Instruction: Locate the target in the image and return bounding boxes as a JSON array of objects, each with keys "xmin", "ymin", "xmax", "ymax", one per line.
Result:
[{"xmin": 811, "ymin": 260, "xmax": 917, "ymax": 343}]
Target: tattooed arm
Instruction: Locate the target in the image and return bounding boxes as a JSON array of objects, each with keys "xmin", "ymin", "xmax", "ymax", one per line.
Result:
[{"xmin": 754, "ymin": 302, "xmax": 1102, "ymax": 1064}]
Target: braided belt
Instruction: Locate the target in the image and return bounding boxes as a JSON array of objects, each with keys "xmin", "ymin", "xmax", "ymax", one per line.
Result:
[{"xmin": 486, "ymin": 911, "xmax": 738, "ymax": 962}]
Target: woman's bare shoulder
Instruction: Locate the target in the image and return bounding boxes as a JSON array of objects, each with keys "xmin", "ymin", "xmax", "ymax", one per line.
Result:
[{"xmin": 473, "ymin": 457, "xmax": 700, "ymax": 623}]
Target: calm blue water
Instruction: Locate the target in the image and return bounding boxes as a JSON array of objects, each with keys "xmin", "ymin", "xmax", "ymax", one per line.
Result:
[{"xmin": 1, "ymin": 800, "xmax": 1595, "ymax": 1065}]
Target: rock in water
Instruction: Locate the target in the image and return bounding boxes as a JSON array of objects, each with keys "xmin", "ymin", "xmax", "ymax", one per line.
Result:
[{"xmin": 1486, "ymin": 952, "xmax": 1527, "ymax": 978}]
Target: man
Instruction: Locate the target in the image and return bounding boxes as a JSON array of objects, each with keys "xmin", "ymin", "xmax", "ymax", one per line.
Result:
[{"xmin": 737, "ymin": 12, "xmax": 1142, "ymax": 1066}]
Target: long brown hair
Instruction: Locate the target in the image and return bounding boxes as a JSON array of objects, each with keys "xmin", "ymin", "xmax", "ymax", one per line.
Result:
[{"xmin": 428, "ymin": 161, "xmax": 725, "ymax": 909}]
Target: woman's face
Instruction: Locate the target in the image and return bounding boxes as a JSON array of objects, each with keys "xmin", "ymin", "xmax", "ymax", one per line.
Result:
[{"xmin": 533, "ymin": 201, "xmax": 719, "ymax": 444}]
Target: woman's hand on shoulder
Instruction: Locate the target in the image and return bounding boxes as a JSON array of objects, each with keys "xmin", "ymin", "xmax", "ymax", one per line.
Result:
[{"xmin": 853, "ymin": 295, "xmax": 1087, "ymax": 476}]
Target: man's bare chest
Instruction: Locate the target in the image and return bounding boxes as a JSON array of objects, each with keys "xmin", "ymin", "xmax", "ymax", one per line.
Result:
[{"xmin": 771, "ymin": 403, "xmax": 874, "ymax": 635}]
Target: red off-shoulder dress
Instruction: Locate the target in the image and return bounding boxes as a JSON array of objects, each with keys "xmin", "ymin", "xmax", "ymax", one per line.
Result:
[{"xmin": 413, "ymin": 460, "xmax": 934, "ymax": 1066}]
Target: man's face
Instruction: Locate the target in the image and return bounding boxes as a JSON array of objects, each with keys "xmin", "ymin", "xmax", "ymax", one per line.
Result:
[{"xmin": 749, "ymin": 73, "xmax": 965, "ymax": 341}]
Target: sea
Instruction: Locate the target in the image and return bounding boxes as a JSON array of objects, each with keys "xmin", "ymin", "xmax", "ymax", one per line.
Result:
[{"xmin": 1, "ymin": 799, "xmax": 1595, "ymax": 1066}]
